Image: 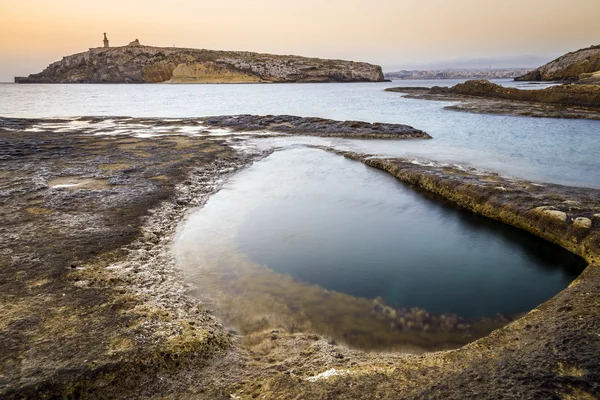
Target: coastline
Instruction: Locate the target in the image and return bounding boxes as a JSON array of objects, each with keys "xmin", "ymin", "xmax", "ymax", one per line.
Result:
[{"xmin": 1, "ymin": 116, "xmax": 599, "ymax": 399}]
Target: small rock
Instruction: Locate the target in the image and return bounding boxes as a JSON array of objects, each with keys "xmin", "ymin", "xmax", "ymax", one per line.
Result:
[
  {"xmin": 534, "ymin": 206, "xmax": 567, "ymax": 222},
  {"xmin": 593, "ymin": 213, "xmax": 600, "ymax": 220},
  {"xmin": 545, "ymin": 210, "xmax": 568, "ymax": 222},
  {"xmin": 573, "ymin": 217, "xmax": 592, "ymax": 229}
]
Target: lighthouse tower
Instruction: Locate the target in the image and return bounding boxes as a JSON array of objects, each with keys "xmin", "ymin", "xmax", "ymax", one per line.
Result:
[{"xmin": 103, "ymin": 33, "xmax": 109, "ymax": 48}]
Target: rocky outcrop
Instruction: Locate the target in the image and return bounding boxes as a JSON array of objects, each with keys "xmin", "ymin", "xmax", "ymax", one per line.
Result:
[
  {"xmin": 442, "ymin": 80, "xmax": 600, "ymax": 108},
  {"xmin": 387, "ymin": 80, "xmax": 600, "ymax": 110},
  {"xmin": 516, "ymin": 45, "xmax": 600, "ymax": 81},
  {"xmin": 14, "ymin": 45, "xmax": 385, "ymax": 84},
  {"xmin": 200, "ymin": 114, "xmax": 431, "ymax": 139},
  {"xmin": 579, "ymin": 70, "xmax": 600, "ymax": 84}
]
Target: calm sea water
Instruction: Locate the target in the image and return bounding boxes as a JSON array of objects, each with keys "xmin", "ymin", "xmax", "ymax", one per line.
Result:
[
  {"xmin": 1, "ymin": 80, "xmax": 599, "ymax": 187},
  {"xmin": 175, "ymin": 148, "xmax": 585, "ymax": 319}
]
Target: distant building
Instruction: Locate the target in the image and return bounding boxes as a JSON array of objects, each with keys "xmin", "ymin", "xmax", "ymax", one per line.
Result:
[{"xmin": 103, "ymin": 33, "xmax": 109, "ymax": 48}]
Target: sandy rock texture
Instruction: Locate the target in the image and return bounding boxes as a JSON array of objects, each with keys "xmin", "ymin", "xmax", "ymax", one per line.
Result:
[{"xmin": 14, "ymin": 45, "xmax": 385, "ymax": 84}]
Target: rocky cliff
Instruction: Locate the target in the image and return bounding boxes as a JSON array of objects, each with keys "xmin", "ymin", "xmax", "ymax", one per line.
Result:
[
  {"xmin": 14, "ymin": 44, "xmax": 385, "ymax": 84},
  {"xmin": 515, "ymin": 45, "xmax": 600, "ymax": 82}
]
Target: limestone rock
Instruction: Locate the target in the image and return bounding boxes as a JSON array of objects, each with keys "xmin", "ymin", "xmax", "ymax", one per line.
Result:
[
  {"xmin": 169, "ymin": 62, "xmax": 262, "ymax": 83},
  {"xmin": 534, "ymin": 206, "xmax": 567, "ymax": 222},
  {"xmin": 573, "ymin": 217, "xmax": 592, "ymax": 229},
  {"xmin": 15, "ymin": 46, "xmax": 385, "ymax": 84},
  {"xmin": 516, "ymin": 45, "xmax": 600, "ymax": 81}
]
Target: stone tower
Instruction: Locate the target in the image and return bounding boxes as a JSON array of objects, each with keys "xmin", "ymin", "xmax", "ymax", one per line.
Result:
[{"xmin": 103, "ymin": 33, "xmax": 109, "ymax": 48}]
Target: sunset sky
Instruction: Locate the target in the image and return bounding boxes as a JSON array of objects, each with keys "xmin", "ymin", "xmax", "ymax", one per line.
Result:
[{"xmin": 1, "ymin": 0, "xmax": 599, "ymax": 82}]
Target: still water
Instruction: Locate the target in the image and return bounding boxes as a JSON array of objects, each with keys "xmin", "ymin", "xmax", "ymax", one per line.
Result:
[
  {"xmin": 174, "ymin": 148, "xmax": 585, "ymax": 327},
  {"xmin": 1, "ymin": 80, "xmax": 599, "ymax": 187}
]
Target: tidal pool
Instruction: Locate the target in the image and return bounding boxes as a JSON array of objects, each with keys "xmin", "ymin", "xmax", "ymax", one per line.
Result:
[{"xmin": 174, "ymin": 147, "xmax": 586, "ymax": 351}]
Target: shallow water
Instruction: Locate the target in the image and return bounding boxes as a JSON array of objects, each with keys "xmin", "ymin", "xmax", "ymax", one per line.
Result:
[
  {"xmin": 174, "ymin": 148, "xmax": 586, "ymax": 349},
  {"xmin": 1, "ymin": 80, "xmax": 599, "ymax": 187}
]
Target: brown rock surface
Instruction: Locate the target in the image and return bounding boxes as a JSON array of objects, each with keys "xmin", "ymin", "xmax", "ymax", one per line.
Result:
[{"xmin": 168, "ymin": 62, "xmax": 263, "ymax": 83}]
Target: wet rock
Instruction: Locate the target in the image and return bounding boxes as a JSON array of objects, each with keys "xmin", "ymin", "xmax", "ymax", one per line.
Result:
[
  {"xmin": 516, "ymin": 44, "xmax": 600, "ymax": 81},
  {"xmin": 201, "ymin": 115, "xmax": 430, "ymax": 140}
]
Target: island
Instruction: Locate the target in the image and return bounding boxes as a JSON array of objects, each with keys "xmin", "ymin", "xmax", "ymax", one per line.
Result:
[{"xmin": 14, "ymin": 35, "xmax": 385, "ymax": 84}]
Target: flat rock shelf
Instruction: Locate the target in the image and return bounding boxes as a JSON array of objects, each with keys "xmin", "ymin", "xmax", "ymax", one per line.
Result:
[{"xmin": 1, "ymin": 116, "xmax": 599, "ymax": 399}]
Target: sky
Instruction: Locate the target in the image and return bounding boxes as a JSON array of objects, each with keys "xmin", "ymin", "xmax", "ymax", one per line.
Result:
[{"xmin": 1, "ymin": 0, "xmax": 599, "ymax": 81}]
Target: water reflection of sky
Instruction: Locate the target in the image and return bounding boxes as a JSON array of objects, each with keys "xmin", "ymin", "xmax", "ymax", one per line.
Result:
[{"xmin": 175, "ymin": 147, "xmax": 586, "ymax": 319}]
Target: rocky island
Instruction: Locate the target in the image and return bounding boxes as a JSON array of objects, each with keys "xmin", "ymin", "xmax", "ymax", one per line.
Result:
[{"xmin": 14, "ymin": 36, "xmax": 385, "ymax": 84}]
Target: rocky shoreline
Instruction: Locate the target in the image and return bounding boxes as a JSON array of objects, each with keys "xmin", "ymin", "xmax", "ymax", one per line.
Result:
[
  {"xmin": 1, "ymin": 116, "xmax": 599, "ymax": 399},
  {"xmin": 386, "ymin": 80, "xmax": 600, "ymax": 120}
]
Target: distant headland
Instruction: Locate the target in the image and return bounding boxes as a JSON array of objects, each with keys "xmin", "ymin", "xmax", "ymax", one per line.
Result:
[
  {"xmin": 515, "ymin": 44, "xmax": 600, "ymax": 83},
  {"xmin": 14, "ymin": 34, "xmax": 385, "ymax": 84},
  {"xmin": 385, "ymin": 68, "xmax": 533, "ymax": 81}
]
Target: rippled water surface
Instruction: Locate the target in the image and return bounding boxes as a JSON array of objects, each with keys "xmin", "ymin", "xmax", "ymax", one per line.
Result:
[{"xmin": 1, "ymin": 80, "xmax": 599, "ymax": 187}]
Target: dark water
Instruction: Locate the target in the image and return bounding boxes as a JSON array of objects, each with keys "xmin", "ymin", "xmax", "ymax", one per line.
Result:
[{"xmin": 175, "ymin": 147, "xmax": 586, "ymax": 320}]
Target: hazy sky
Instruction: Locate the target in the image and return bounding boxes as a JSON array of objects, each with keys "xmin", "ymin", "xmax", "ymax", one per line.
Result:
[{"xmin": 1, "ymin": 0, "xmax": 599, "ymax": 81}]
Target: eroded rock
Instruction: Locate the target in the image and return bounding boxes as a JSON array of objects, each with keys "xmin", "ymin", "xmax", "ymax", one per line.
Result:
[
  {"xmin": 534, "ymin": 206, "xmax": 568, "ymax": 222},
  {"xmin": 573, "ymin": 217, "xmax": 592, "ymax": 229}
]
